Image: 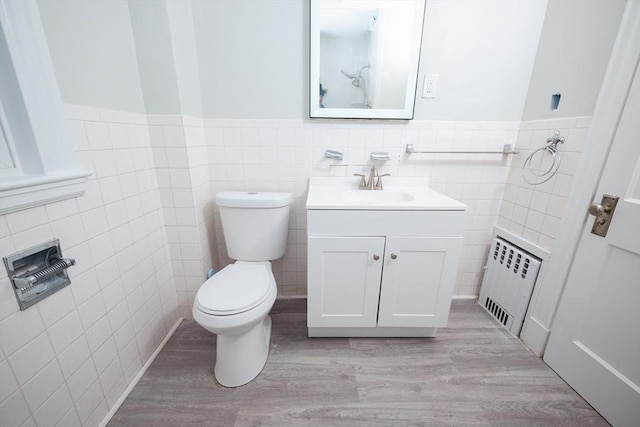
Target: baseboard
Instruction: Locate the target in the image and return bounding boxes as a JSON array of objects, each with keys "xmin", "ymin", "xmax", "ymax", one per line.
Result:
[
  {"xmin": 275, "ymin": 295, "xmax": 480, "ymax": 301},
  {"xmin": 99, "ymin": 317, "xmax": 183, "ymax": 427},
  {"xmin": 309, "ymin": 326, "xmax": 438, "ymax": 338},
  {"xmin": 452, "ymin": 295, "xmax": 478, "ymax": 300},
  {"xmin": 521, "ymin": 315, "xmax": 550, "ymax": 357}
]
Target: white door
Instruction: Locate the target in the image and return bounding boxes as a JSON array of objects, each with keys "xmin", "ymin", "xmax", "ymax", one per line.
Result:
[
  {"xmin": 377, "ymin": 237, "xmax": 462, "ymax": 327},
  {"xmin": 307, "ymin": 236, "xmax": 384, "ymax": 327},
  {"xmin": 543, "ymin": 45, "xmax": 640, "ymax": 426}
]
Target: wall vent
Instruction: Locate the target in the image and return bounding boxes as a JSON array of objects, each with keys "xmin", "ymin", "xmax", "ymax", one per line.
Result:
[
  {"xmin": 479, "ymin": 237, "xmax": 542, "ymax": 336},
  {"xmin": 483, "ymin": 296, "xmax": 511, "ymax": 328}
]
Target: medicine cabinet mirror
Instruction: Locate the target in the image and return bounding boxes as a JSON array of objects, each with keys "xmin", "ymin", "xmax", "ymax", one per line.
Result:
[{"xmin": 309, "ymin": 0, "xmax": 425, "ymax": 120}]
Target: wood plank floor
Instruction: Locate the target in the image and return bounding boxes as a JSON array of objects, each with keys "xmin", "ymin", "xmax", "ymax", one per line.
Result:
[{"xmin": 108, "ymin": 299, "xmax": 609, "ymax": 426}]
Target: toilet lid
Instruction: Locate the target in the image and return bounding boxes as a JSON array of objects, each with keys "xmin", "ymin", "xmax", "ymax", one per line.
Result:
[{"xmin": 195, "ymin": 263, "xmax": 273, "ymax": 316}]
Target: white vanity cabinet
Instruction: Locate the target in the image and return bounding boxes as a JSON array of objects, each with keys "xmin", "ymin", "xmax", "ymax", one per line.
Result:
[
  {"xmin": 306, "ymin": 208, "xmax": 466, "ymax": 337},
  {"xmin": 377, "ymin": 236, "xmax": 463, "ymax": 328},
  {"xmin": 308, "ymin": 236, "xmax": 384, "ymax": 328}
]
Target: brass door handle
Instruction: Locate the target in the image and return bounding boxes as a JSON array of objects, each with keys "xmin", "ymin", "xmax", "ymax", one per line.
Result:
[{"xmin": 588, "ymin": 195, "xmax": 619, "ymax": 237}]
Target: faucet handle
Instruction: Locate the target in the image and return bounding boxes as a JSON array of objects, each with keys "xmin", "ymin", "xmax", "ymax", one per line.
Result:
[
  {"xmin": 375, "ymin": 174, "xmax": 391, "ymax": 190},
  {"xmin": 354, "ymin": 173, "xmax": 368, "ymax": 189}
]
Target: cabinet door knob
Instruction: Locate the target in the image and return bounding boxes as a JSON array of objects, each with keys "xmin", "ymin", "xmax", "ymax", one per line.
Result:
[
  {"xmin": 390, "ymin": 253, "xmax": 397, "ymax": 260},
  {"xmin": 373, "ymin": 254, "xmax": 380, "ymax": 261}
]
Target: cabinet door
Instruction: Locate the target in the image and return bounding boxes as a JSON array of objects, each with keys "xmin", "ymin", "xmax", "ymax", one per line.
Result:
[
  {"xmin": 377, "ymin": 237, "xmax": 462, "ymax": 328},
  {"xmin": 307, "ymin": 236, "xmax": 385, "ymax": 327}
]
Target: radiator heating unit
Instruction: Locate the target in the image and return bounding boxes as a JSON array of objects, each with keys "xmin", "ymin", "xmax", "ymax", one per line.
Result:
[{"xmin": 479, "ymin": 237, "xmax": 542, "ymax": 336}]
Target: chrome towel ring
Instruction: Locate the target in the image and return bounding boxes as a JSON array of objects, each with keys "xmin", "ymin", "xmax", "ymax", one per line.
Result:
[{"xmin": 522, "ymin": 130, "xmax": 565, "ymax": 185}]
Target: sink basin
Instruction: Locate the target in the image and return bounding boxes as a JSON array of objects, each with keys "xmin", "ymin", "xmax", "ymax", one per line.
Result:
[
  {"xmin": 342, "ymin": 190, "xmax": 415, "ymax": 203},
  {"xmin": 306, "ymin": 177, "xmax": 467, "ymax": 211}
]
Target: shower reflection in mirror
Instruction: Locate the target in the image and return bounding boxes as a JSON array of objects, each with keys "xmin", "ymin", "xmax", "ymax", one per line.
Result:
[
  {"xmin": 310, "ymin": 0, "xmax": 425, "ymax": 119},
  {"xmin": 341, "ymin": 64, "xmax": 371, "ymax": 108}
]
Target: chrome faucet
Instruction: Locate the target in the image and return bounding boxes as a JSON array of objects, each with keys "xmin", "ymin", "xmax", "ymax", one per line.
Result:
[
  {"xmin": 367, "ymin": 166, "xmax": 377, "ymax": 190},
  {"xmin": 354, "ymin": 166, "xmax": 390, "ymax": 190}
]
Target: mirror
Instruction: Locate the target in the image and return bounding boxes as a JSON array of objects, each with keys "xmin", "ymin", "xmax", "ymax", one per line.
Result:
[{"xmin": 310, "ymin": 0, "xmax": 425, "ymax": 120}]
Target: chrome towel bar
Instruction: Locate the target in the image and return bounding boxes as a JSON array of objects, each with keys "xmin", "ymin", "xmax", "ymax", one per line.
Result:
[{"xmin": 405, "ymin": 143, "xmax": 518, "ymax": 155}]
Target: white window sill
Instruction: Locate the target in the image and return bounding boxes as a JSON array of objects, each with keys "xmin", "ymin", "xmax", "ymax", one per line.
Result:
[{"xmin": 0, "ymin": 169, "xmax": 92, "ymax": 214}]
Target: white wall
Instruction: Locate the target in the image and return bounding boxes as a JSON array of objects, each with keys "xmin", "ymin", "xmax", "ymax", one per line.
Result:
[
  {"xmin": 128, "ymin": 0, "xmax": 182, "ymax": 115},
  {"xmin": 128, "ymin": 0, "xmax": 203, "ymax": 117},
  {"xmin": 192, "ymin": 0, "xmax": 307, "ymax": 119},
  {"xmin": 0, "ymin": 106, "xmax": 179, "ymax": 427},
  {"xmin": 36, "ymin": 0, "xmax": 622, "ymax": 122},
  {"xmin": 414, "ymin": 0, "xmax": 547, "ymax": 121},
  {"xmin": 191, "ymin": 0, "xmax": 547, "ymax": 121},
  {"xmin": 497, "ymin": 117, "xmax": 591, "ymax": 252},
  {"xmin": 522, "ymin": 0, "xmax": 626, "ymax": 120},
  {"xmin": 513, "ymin": 0, "xmax": 627, "ymax": 357},
  {"xmin": 147, "ymin": 115, "xmax": 215, "ymax": 319},
  {"xmin": 0, "ymin": 2, "xmax": 627, "ymax": 425},
  {"xmin": 497, "ymin": 0, "xmax": 625, "ymax": 252},
  {"xmin": 37, "ymin": 0, "xmax": 548, "ymax": 121},
  {"xmin": 165, "ymin": 1, "xmax": 203, "ymax": 118},
  {"xmin": 37, "ymin": 0, "xmax": 146, "ymax": 114},
  {"xmin": 31, "ymin": 0, "xmax": 624, "ymax": 298},
  {"xmin": 205, "ymin": 117, "xmax": 518, "ymax": 297}
]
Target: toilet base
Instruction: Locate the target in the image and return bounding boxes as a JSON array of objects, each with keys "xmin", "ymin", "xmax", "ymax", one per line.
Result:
[{"xmin": 214, "ymin": 315, "xmax": 272, "ymax": 387}]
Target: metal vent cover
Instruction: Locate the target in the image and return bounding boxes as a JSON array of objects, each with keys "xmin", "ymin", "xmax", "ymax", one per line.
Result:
[
  {"xmin": 480, "ymin": 237, "xmax": 542, "ymax": 336},
  {"xmin": 483, "ymin": 295, "xmax": 512, "ymax": 329},
  {"xmin": 493, "ymin": 239, "xmax": 535, "ymax": 279}
]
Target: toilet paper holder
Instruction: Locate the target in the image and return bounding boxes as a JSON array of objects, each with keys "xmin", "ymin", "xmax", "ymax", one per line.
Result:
[{"xmin": 3, "ymin": 239, "xmax": 76, "ymax": 310}]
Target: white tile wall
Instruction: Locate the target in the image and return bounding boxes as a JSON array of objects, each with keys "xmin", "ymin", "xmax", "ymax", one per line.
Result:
[
  {"xmin": 0, "ymin": 106, "xmax": 179, "ymax": 427},
  {"xmin": 147, "ymin": 115, "xmax": 216, "ymax": 320},
  {"xmin": 204, "ymin": 118, "xmax": 520, "ymax": 298},
  {"xmin": 0, "ymin": 104, "xmax": 591, "ymax": 426},
  {"xmin": 497, "ymin": 117, "xmax": 591, "ymax": 251}
]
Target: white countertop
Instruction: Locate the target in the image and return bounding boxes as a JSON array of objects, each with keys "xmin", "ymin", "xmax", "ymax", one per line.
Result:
[{"xmin": 306, "ymin": 177, "xmax": 467, "ymax": 211}]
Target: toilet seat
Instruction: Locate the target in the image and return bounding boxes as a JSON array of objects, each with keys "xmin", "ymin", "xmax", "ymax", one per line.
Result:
[{"xmin": 195, "ymin": 263, "xmax": 273, "ymax": 316}]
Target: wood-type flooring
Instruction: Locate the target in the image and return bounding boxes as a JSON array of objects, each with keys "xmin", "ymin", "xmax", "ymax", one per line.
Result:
[{"xmin": 108, "ymin": 299, "xmax": 609, "ymax": 426}]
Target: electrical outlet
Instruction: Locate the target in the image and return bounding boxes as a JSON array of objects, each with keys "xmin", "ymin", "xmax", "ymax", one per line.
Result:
[{"xmin": 422, "ymin": 74, "xmax": 439, "ymax": 98}]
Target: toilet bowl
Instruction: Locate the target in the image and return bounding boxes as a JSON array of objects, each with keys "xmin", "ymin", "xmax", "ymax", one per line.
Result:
[
  {"xmin": 192, "ymin": 261, "xmax": 277, "ymax": 387},
  {"xmin": 192, "ymin": 190, "xmax": 291, "ymax": 387}
]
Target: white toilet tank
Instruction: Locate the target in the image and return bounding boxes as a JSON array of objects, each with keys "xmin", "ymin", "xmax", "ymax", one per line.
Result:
[{"xmin": 216, "ymin": 191, "xmax": 292, "ymax": 261}]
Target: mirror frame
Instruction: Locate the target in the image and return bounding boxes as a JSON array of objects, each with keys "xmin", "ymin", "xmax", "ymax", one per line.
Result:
[{"xmin": 309, "ymin": 0, "xmax": 425, "ymax": 120}]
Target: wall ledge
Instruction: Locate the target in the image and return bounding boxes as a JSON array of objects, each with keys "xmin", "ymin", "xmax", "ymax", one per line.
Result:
[{"xmin": 0, "ymin": 170, "xmax": 91, "ymax": 214}]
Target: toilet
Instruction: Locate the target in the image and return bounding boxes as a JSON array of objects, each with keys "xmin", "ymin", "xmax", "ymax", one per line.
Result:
[{"xmin": 192, "ymin": 191, "xmax": 291, "ymax": 387}]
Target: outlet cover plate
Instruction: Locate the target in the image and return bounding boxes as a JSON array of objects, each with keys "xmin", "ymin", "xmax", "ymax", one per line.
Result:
[{"xmin": 422, "ymin": 74, "xmax": 439, "ymax": 98}]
